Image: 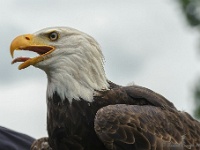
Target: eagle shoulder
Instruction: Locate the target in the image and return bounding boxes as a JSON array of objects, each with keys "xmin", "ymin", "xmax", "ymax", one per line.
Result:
[
  {"xmin": 93, "ymin": 84, "xmax": 200, "ymax": 149},
  {"xmin": 94, "ymin": 104, "xmax": 199, "ymax": 150}
]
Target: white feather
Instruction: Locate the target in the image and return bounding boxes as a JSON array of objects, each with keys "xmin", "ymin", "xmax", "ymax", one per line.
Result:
[{"xmin": 34, "ymin": 27, "xmax": 109, "ymax": 102}]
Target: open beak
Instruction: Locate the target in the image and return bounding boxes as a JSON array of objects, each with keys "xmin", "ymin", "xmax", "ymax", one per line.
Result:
[{"xmin": 10, "ymin": 34, "xmax": 55, "ymax": 70}]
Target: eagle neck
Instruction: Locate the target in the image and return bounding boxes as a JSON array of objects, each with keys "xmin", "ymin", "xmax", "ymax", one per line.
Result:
[{"xmin": 45, "ymin": 56, "xmax": 109, "ymax": 103}]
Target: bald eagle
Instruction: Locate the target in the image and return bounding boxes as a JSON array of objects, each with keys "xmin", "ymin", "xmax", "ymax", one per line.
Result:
[{"xmin": 10, "ymin": 27, "xmax": 200, "ymax": 150}]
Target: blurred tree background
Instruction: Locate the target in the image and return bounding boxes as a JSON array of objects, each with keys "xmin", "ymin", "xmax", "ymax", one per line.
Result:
[
  {"xmin": 178, "ymin": 0, "xmax": 200, "ymax": 118},
  {"xmin": 178, "ymin": 0, "xmax": 200, "ymax": 26}
]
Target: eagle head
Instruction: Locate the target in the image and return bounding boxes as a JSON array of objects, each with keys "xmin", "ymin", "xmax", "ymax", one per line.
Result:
[{"xmin": 10, "ymin": 27, "xmax": 109, "ymax": 102}]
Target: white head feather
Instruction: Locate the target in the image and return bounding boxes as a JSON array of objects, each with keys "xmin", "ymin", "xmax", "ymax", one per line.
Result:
[{"xmin": 34, "ymin": 27, "xmax": 109, "ymax": 102}]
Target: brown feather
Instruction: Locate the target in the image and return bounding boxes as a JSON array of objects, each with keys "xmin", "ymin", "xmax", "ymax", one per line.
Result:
[{"xmin": 31, "ymin": 83, "xmax": 200, "ymax": 150}]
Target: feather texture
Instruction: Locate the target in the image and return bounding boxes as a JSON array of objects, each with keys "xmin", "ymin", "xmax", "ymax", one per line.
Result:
[{"xmin": 31, "ymin": 83, "xmax": 200, "ymax": 150}]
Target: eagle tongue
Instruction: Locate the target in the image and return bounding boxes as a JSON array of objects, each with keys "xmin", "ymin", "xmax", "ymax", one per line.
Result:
[{"xmin": 11, "ymin": 57, "xmax": 30, "ymax": 64}]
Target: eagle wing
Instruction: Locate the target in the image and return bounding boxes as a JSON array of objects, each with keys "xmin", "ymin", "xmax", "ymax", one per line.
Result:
[
  {"xmin": 94, "ymin": 104, "xmax": 200, "ymax": 150},
  {"xmin": 124, "ymin": 85, "xmax": 176, "ymax": 109}
]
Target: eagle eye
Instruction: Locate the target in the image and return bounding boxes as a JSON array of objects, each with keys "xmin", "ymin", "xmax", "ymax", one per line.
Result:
[{"xmin": 49, "ymin": 32, "xmax": 59, "ymax": 41}]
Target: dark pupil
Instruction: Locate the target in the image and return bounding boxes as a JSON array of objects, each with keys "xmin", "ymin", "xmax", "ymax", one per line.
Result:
[{"xmin": 51, "ymin": 33, "xmax": 56, "ymax": 39}]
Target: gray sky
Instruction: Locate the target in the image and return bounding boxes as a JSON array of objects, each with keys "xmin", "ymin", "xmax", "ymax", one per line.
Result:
[{"xmin": 0, "ymin": 0, "xmax": 200, "ymax": 138}]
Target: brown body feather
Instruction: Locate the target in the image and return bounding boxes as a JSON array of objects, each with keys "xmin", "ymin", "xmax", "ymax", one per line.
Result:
[{"xmin": 32, "ymin": 82, "xmax": 200, "ymax": 150}]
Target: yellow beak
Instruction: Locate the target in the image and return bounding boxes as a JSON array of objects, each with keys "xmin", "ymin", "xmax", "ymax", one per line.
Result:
[{"xmin": 10, "ymin": 34, "xmax": 55, "ymax": 70}]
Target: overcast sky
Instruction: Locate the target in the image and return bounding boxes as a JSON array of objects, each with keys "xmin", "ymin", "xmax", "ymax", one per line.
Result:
[{"xmin": 0, "ymin": 0, "xmax": 200, "ymax": 138}]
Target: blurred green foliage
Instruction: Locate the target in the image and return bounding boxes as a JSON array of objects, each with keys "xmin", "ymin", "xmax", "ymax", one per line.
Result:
[
  {"xmin": 178, "ymin": 0, "xmax": 200, "ymax": 26},
  {"xmin": 178, "ymin": 0, "xmax": 200, "ymax": 118},
  {"xmin": 194, "ymin": 80, "xmax": 200, "ymax": 118}
]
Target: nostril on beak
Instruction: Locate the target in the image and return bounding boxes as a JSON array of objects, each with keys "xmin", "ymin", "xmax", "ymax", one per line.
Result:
[{"xmin": 25, "ymin": 36, "xmax": 30, "ymax": 40}]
